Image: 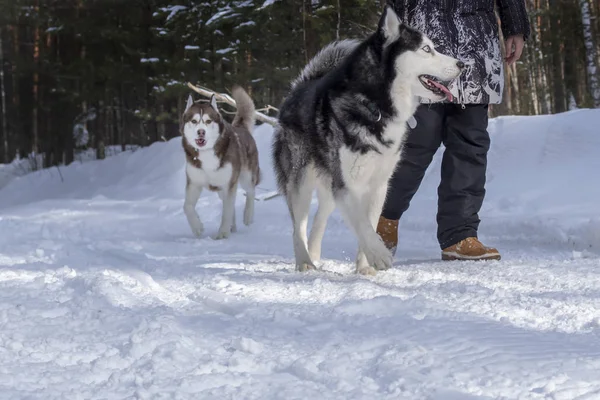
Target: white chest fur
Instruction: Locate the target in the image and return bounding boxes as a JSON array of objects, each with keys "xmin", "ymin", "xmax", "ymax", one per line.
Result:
[
  {"xmin": 339, "ymin": 119, "xmax": 410, "ymax": 192},
  {"xmin": 186, "ymin": 150, "xmax": 233, "ymax": 188}
]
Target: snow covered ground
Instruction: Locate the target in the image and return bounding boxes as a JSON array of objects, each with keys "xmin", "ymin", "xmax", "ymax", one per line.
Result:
[
  {"xmin": 1, "ymin": 109, "xmax": 599, "ymax": 399},
  {"xmin": 0, "ymin": 145, "xmax": 138, "ymax": 192}
]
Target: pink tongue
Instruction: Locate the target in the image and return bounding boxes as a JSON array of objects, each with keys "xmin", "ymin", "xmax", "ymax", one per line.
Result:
[{"xmin": 429, "ymin": 79, "xmax": 454, "ymax": 102}]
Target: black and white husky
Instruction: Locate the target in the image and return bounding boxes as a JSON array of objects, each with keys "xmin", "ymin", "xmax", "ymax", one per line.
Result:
[{"xmin": 272, "ymin": 6, "xmax": 465, "ymax": 275}]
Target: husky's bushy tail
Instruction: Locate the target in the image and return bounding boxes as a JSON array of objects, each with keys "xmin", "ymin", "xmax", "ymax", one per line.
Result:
[
  {"xmin": 231, "ymin": 85, "xmax": 256, "ymax": 132},
  {"xmin": 291, "ymin": 39, "xmax": 360, "ymax": 88}
]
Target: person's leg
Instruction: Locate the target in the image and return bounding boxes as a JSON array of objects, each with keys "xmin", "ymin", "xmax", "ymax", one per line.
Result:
[
  {"xmin": 377, "ymin": 104, "xmax": 446, "ymax": 254},
  {"xmin": 437, "ymin": 104, "xmax": 500, "ymax": 260}
]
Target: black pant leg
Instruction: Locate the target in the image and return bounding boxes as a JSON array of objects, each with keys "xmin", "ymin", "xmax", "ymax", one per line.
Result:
[
  {"xmin": 381, "ymin": 104, "xmax": 445, "ymax": 221},
  {"xmin": 437, "ymin": 104, "xmax": 491, "ymax": 249}
]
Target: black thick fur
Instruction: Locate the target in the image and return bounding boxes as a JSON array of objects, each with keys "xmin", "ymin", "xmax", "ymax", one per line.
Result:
[{"xmin": 272, "ymin": 8, "xmax": 424, "ymax": 195}]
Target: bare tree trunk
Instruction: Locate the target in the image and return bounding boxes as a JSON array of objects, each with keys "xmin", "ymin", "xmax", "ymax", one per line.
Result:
[
  {"xmin": 10, "ymin": 25, "xmax": 20, "ymax": 158},
  {"xmin": 105, "ymin": 89, "xmax": 112, "ymax": 154},
  {"xmin": 531, "ymin": 0, "xmax": 550, "ymax": 114},
  {"xmin": 80, "ymin": 13, "xmax": 88, "ymax": 148},
  {"xmin": 579, "ymin": 0, "xmax": 600, "ymax": 107},
  {"xmin": 509, "ymin": 63, "xmax": 521, "ymax": 114},
  {"xmin": 115, "ymin": 94, "xmax": 124, "ymax": 151},
  {"xmin": 32, "ymin": 0, "xmax": 40, "ymax": 156},
  {"xmin": 302, "ymin": 0, "xmax": 308, "ymax": 63},
  {"xmin": 301, "ymin": 0, "xmax": 317, "ymax": 62},
  {"xmin": 526, "ymin": 40, "xmax": 540, "ymax": 114},
  {"xmin": 120, "ymin": 83, "xmax": 129, "ymax": 151},
  {"xmin": 246, "ymin": 49, "xmax": 253, "ymax": 97},
  {"xmin": 96, "ymin": 98, "xmax": 106, "ymax": 160},
  {"xmin": 336, "ymin": 0, "xmax": 341, "ymax": 40},
  {"xmin": 0, "ymin": 27, "xmax": 8, "ymax": 163},
  {"xmin": 158, "ymin": 103, "xmax": 166, "ymax": 140},
  {"xmin": 548, "ymin": 0, "xmax": 566, "ymax": 113},
  {"xmin": 538, "ymin": 2, "xmax": 551, "ymax": 113}
]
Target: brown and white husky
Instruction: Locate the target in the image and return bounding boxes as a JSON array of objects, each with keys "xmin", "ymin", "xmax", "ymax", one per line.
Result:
[{"xmin": 181, "ymin": 85, "xmax": 261, "ymax": 239}]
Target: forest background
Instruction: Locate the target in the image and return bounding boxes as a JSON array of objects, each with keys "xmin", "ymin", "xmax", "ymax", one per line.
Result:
[{"xmin": 0, "ymin": 0, "xmax": 598, "ymax": 168}]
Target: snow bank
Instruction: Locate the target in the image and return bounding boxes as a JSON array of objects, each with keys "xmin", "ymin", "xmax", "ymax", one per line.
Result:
[
  {"xmin": 2, "ymin": 109, "xmax": 598, "ymax": 252},
  {"xmin": 485, "ymin": 109, "xmax": 600, "ymax": 251},
  {"xmin": 399, "ymin": 108, "xmax": 600, "ymax": 253},
  {"xmin": 0, "ymin": 145, "xmax": 138, "ymax": 192},
  {"xmin": 0, "ymin": 124, "xmax": 275, "ymax": 208},
  {"xmin": 0, "ymin": 158, "xmax": 33, "ymax": 191}
]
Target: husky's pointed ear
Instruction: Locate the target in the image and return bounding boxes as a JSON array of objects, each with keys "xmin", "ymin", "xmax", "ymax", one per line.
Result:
[
  {"xmin": 209, "ymin": 94, "xmax": 218, "ymax": 111},
  {"xmin": 379, "ymin": 6, "xmax": 401, "ymax": 44},
  {"xmin": 185, "ymin": 94, "xmax": 194, "ymax": 112}
]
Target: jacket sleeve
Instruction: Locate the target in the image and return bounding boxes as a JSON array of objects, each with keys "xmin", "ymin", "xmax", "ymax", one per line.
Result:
[{"xmin": 496, "ymin": 0, "xmax": 531, "ymax": 40}]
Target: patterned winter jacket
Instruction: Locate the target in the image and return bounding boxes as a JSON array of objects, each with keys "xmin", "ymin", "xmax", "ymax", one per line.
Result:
[{"xmin": 389, "ymin": 0, "xmax": 530, "ymax": 104}]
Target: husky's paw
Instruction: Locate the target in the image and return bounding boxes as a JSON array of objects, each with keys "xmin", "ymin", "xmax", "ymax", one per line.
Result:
[
  {"xmin": 364, "ymin": 241, "xmax": 393, "ymax": 271},
  {"xmin": 213, "ymin": 228, "xmax": 231, "ymax": 240},
  {"xmin": 231, "ymin": 222, "xmax": 237, "ymax": 233},
  {"xmin": 296, "ymin": 263, "xmax": 317, "ymax": 272},
  {"xmin": 188, "ymin": 221, "xmax": 204, "ymax": 238},
  {"xmin": 356, "ymin": 265, "xmax": 377, "ymax": 276}
]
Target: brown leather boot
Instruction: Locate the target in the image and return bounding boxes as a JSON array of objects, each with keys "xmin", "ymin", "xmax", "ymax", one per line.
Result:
[
  {"xmin": 441, "ymin": 237, "xmax": 501, "ymax": 261},
  {"xmin": 376, "ymin": 216, "xmax": 399, "ymax": 256}
]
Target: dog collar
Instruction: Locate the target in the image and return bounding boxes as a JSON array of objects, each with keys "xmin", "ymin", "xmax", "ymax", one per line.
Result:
[
  {"xmin": 360, "ymin": 98, "xmax": 416, "ymax": 128},
  {"xmin": 361, "ymin": 99, "xmax": 383, "ymax": 122}
]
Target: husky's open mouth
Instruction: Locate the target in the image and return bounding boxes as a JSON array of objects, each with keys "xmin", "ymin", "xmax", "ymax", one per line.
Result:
[
  {"xmin": 419, "ymin": 75, "xmax": 454, "ymax": 102},
  {"xmin": 195, "ymin": 138, "xmax": 206, "ymax": 147}
]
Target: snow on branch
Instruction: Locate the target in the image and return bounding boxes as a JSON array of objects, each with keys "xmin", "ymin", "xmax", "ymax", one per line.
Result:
[{"xmin": 186, "ymin": 82, "xmax": 278, "ymax": 126}]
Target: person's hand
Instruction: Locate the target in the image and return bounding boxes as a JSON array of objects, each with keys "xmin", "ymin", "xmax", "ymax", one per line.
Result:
[{"xmin": 505, "ymin": 35, "xmax": 524, "ymax": 66}]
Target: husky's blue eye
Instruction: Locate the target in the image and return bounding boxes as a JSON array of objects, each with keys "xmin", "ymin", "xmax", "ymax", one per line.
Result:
[{"xmin": 422, "ymin": 45, "xmax": 432, "ymax": 53}]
